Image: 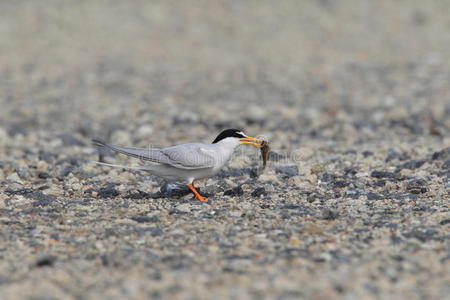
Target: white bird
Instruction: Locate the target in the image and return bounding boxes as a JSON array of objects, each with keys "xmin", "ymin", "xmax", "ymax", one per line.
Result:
[{"xmin": 92, "ymin": 129, "xmax": 263, "ymax": 202}]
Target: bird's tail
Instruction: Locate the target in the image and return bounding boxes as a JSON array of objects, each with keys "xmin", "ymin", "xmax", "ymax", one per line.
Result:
[{"xmin": 94, "ymin": 161, "xmax": 154, "ymax": 171}]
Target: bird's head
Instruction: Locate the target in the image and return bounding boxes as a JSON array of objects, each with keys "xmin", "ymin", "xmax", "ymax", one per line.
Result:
[{"xmin": 212, "ymin": 129, "xmax": 263, "ymax": 147}]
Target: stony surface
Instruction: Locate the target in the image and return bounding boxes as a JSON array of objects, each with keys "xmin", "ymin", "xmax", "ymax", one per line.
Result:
[{"xmin": 1, "ymin": 1, "xmax": 450, "ymax": 299}]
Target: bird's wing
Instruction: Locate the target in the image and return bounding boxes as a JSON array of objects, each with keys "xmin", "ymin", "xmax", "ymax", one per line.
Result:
[
  {"xmin": 92, "ymin": 139, "xmax": 215, "ymax": 169},
  {"xmin": 160, "ymin": 143, "xmax": 216, "ymax": 169}
]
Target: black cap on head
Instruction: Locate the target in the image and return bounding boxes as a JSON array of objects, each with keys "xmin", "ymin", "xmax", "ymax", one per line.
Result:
[{"xmin": 212, "ymin": 129, "xmax": 246, "ymax": 143}]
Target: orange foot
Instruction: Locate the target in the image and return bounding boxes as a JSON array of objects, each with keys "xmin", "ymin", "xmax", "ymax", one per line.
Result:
[{"xmin": 187, "ymin": 183, "xmax": 208, "ymax": 203}]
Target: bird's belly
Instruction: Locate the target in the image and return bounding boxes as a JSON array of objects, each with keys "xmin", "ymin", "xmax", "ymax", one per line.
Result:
[{"xmin": 148, "ymin": 165, "xmax": 217, "ymax": 183}]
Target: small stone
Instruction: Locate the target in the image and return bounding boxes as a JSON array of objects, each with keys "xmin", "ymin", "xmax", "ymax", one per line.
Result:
[
  {"xmin": 38, "ymin": 172, "xmax": 50, "ymax": 179},
  {"xmin": 370, "ymin": 170, "xmax": 396, "ymax": 179},
  {"xmin": 432, "ymin": 147, "xmax": 450, "ymax": 160},
  {"xmin": 176, "ymin": 204, "xmax": 191, "ymax": 213},
  {"xmin": 403, "ymin": 228, "xmax": 438, "ymax": 242},
  {"xmin": 310, "ymin": 164, "xmax": 325, "ymax": 175},
  {"xmin": 15, "ymin": 167, "xmax": 29, "ymax": 180},
  {"xmin": 366, "ymin": 192, "xmax": 383, "ymax": 200},
  {"xmin": 442, "ymin": 160, "xmax": 450, "ymax": 169},
  {"xmin": 25, "ymin": 191, "xmax": 56, "ymax": 206},
  {"xmin": 406, "ymin": 179, "xmax": 428, "ymax": 194},
  {"xmin": 6, "ymin": 172, "xmax": 22, "ymax": 183},
  {"xmin": 39, "ymin": 151, "xmax": 54, "ymax": 163},
  {"xmin": 58, "ymin": 134, "xmax": 83, "ymax": 146},
  {"xmin": 251, "ymin": 187, "xmax": 267, "ymax": 197},
  {"xmin": 305, "ymin": 173, "xmax": 318, "ymax": 185},
  {"xmin": 136, "ymin": 125, "xmax": 154, "ymax": 137},
  {"xmin": 319, "ymin": 172, "xmax": 335, "ymax": 182},
  {"xmin": 322, "ymin": 209, "xmax": 339, "ymax": 220},
  {"xmin": 230, "ymin": 210, "xmax": 242, "ymax": 217},
  {"xmin": 131, "ymin": 216, "xmax": 160, "ymax": 223},
  {"xmin": 97, "ymin": 186, "xmax": 119, "ymax": 198},
  {"xmin": 362, "ymin": 151, "xmax": 374, "ymax": 157},
  {"xmin": 258, "ymin": 173, "xmax": 279, "ymax": 183},
  {"xmin": 224, "ymin": 186, "xmax": 244, "ymax": 197},
  {"xmin": 36, "ymin": 160, "xmax": 49, "ymax": 172},
  {"xmin": 71, "ymin": 183, "xmax": 82, "ymax": 191},
  {"xmin": 396, "ymin": 160, "xmax": 426, "ymax": 171},
  {"xmin": 439, "ymin": 219, "xmax": 450, "ymax": 226},
  {"xmin": 35, "ymin": 255, "xmax": 57, "ymax": 267},
  {"xmin": 275, "ymin": 165, "xmax": 299, "ymax": 177},
  {"xmin": 301, "ymin": 222, "xmax": 323, "ymax": 235}
]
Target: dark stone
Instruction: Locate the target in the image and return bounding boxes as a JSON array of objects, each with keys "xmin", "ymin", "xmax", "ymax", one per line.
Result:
[
  {"xmin": 412, "ymin": 204, "xmax": 428, "ymax": 211},
  {"xmin": 7, "ymin": 124, "xmax": 27, "ymax": 136},
  {"xmin": 319, "ymin": 172, "xmax": 335, "ymax": 182},
  {"xmin": 35, "ymin": 255, "xmax": 57, "ymax": 267},
  {"xmin": 97, "ymin": 186, "xmax": 119, "ymax": 198},
  {"xmin": 322, "ymin": 209, "xmax": 339, "ymax": 220},
  {"xmin": 131, "ymin": 216, "xmax": 160, "ymax": 223},
  {"xmin": 432, "ymin": 147, "xmax": 450, "ymax": 160},
  {"xmin": 224, "ymin": 186, "xmax": 244, "ymax": 197},
  {"xmin": 406, "ymin": 179, "xmax": 428, "ymax": 194},
  {"xmin": 396, "ymin": 160, "xmax": 426, "ymax": 171},
  {"xmin": 371, "ymin": 170, "xmax": 396, "ymax": 179},
  {"xmin": 372, "ymin": 180, "xmax": 386, "ymax": 187},
  {"xmin": 333, "ymin": 180, "xmax": 349, "ymax": 188},
  {"xmin": 390, "ymin": 235, "xmax": 404, "ymax": 244},
  {"xmin": 367, "ymin": 192, "xmax": 383, "ymax": 200},
  {"xmin": 385, "ymin": 150, "xmax": 409, "ymax": 162},
  {"xmin": 125, "ymin": 190, "xmax": 151, "ymax": 199},
  {"xmin": 362, "ymin": 151, "xmax": 374, "ymax": 157},
  {"xmin": 200, "ymin": 185, "xmax": 222, "ymax": 196},
  {"xmin": 439, "ymin": 219, "xmax": 450, "ymax": 226},
  {"xmin": 22, "ymin": 191, "xmax": 56, "ymax": 206},
  {"xmin": 38, "ymin": 172, "xmax": 50, "ymax": 179},
  {"xmin": 251, "ymin": 187, "xmax": 267, "ymax": 197},
  {"xmin": 389, "ymin": 193, "xmax": 418, "ymax": 201},
  {"xmin": 275, "ymin": 165, "xmax": 299, "ymax": 177},
  {"xmin": 442, "ymin": 160, "xmax": 450, "ymax": 169},
  {"xmin": 59, "ymin": 165, "xmax": 75, "ymax": 177},
  {"xmin": 39, "ymin": 151, "xmax": 55, "ymax": 163},
  {"xmin": 403, "ymin": 228, "xmax": 438, "ymax": 242},
  {"xmin": 159, "ymin": 183, "xmax": 190, "ymax": 197}
]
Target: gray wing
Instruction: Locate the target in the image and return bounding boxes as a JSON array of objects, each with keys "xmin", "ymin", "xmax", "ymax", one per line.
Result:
[
  {"xmin": 161, "ymin": 143, "xmax": 216, "ymax": 169},
  {"xmin": 92, "ymin": 139, "xmax": 215, "ymax": 169}
]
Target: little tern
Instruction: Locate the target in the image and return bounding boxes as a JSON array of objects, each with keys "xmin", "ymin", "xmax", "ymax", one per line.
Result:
[{"xmin": 92, "ymin": 129, "xmax": 263, "ymax": 202}]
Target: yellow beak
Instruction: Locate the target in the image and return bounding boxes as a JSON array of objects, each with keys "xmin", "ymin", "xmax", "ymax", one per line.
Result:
[{"xmin": 240, "ymin": 136, "xmax": 263, "ymax": 147}]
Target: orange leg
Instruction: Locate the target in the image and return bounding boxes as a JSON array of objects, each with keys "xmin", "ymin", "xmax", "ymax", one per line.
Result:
[{"xmin": 187, "ymin": 183, "xmax": 208, "ymax": 203}]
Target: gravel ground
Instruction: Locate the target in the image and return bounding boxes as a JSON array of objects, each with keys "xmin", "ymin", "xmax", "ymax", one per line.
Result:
[{"xmin": 1, "ymin": 1, "xmax": 450, "ymax": 299}]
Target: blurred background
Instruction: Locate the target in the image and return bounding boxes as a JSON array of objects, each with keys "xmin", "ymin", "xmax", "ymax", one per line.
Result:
[{"xmin": 0, "ymin": 0, "xmax": 449, "ymax": 151}]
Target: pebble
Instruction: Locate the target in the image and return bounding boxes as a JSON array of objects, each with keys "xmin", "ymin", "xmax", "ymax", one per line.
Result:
[
  {"xmin": 175, "ymin": 204, "xmax": 191, "ymax": 213},
  {"xmin": 224, "ymin": 186, "xmax": 244, "ymax": 197},
  {"xmin": 370, "ymin": 171, "xmax": 396, "ymax": 179},
  {"xmin": 275, "ymin": 165, "xmax": 299, "ymax": 177},
  {"xmin": 406, "ymin": 179, "xmax": 428, "ymax": 194},
  {"xmin": 251, "ymin": 187, "xmax": 267, "ymax": 197},
  {"xmin": 6, "ymin": 172, "xmax": 23, "ymax": 184}
]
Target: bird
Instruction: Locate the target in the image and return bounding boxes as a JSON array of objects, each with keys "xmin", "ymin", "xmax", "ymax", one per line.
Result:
[{"xmin": 92, "ymin": 129, "xmax": 263, "ymax": 202}]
